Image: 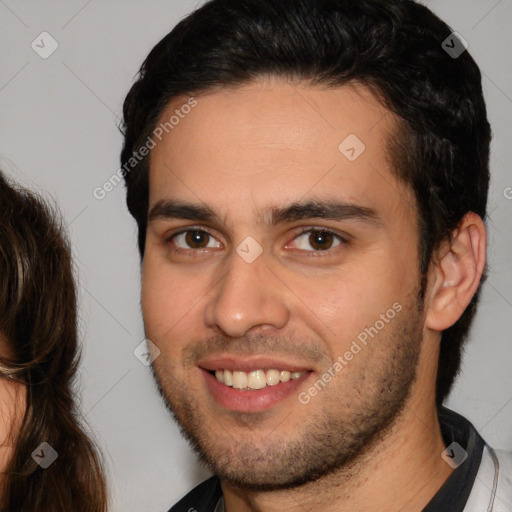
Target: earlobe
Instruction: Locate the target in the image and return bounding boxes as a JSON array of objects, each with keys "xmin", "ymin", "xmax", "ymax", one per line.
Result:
[{"xmin": 426, "ymin": 213, "xmax": 487, "ymax": 332}]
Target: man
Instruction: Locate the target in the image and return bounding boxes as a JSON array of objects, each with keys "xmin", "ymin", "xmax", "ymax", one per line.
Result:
[{"xmin": 120, "ymin": 0, "xmax": 512, "ymax": 510}]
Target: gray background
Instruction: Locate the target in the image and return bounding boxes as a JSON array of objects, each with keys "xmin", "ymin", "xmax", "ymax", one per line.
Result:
[{"xmin": 0, "ymin": 1, "xmax": 510, "ymax": 510}]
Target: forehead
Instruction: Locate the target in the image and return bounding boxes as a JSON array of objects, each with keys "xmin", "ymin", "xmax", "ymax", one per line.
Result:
[
  {"xmin": 154, "ymin": 77, "xmax": 392, "ymax": 153},
  {"xmin": 147, "ymin": 77, "xmax": 414, "ymax": 224}
]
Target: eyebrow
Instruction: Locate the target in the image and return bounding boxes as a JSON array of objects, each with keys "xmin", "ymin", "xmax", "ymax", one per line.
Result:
[
  {"xmin": 148, "ymin": 198, "xmax": 383, "ymax": 230},
  {"xmin": 148, "ymin": 198, "xmax": 383, "ymax": 228}
]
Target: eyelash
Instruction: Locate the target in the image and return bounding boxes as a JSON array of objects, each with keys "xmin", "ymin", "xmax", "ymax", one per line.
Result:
[{"xmin": 164, "ymin": 226, "xmax": 349, "ymax": 257}]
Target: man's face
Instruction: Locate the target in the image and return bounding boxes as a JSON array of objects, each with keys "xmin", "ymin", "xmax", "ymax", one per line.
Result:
[{"xmin": 142, "ymin": 78, "xmax": 428, "ymax": 489}]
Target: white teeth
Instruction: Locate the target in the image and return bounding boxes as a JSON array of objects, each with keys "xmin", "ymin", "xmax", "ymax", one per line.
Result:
[
  {"xmin": 232, "ymin": 371, "xmax": 248, "ymax": 389},
  {"xmin": 247, "ymin": 370, "xmax": 267, "ymax": 389},
  {"xmin": 223, "ymin": 369, "xmax": 232, "ymax": 386},
  {"xmin": 213, "ymin": 368, "xmax": 306, "ymax": 389},
  {"xmin": 266, "ymin": 369, "xmax": 280, "ymax": 386}
]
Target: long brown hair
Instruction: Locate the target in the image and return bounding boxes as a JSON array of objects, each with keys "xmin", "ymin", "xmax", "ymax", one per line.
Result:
[{"xmin": 0, "ymin": 171, "xmax": 109, "ymax": 511}]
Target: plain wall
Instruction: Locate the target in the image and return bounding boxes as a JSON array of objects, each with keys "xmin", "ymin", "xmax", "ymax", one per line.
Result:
[{"xmin": 0, "ymin": 1, "xmax": 510, "ymax": 510}]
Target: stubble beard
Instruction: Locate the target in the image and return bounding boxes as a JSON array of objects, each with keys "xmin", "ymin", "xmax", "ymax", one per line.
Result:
[{"xmin": 150, "ymin": 290, "xmax": 425, "ymax": 491}]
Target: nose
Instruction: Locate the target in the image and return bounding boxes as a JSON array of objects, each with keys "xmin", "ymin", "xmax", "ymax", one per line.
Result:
[{"xmin": 202, "ymin": 247, "xmax": 290, "ymax": 338}]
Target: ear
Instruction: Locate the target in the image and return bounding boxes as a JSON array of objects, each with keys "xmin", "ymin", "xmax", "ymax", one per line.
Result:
[{"xmin": 425, "ymin": 212, "xmax": 487, "ymax": 332}]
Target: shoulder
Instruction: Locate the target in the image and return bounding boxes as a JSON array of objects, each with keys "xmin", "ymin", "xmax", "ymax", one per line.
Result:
[
  {"xmin": 464, "ymin": 444, "xmax": 512, "ymax": 512},
  {"xmin": 167, "ymin": 476, "xmax": 222, "ymax": 512},
  {"xmin": 493, "ymin": 448, "xmax": 512, "ymax": 510}
]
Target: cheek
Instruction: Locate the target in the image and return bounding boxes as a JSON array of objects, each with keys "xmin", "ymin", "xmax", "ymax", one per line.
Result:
[
  {"xmin": 297, "ymin": 265, "xmax": 406, "ymax": 346},
  {"xmin": 283, "ymin": 269, "xmax": 369, "ymax": 351},
  {"xmin": 141, "ymin": 257, "xmax": 207, "ymax": 343},
  {"xmin": 140, "ymin": 258, "xmax": 159, "ymax": 325},
  {"xmin": 141, "ymin": 257, "xmax": 180, "ymax": 335}
]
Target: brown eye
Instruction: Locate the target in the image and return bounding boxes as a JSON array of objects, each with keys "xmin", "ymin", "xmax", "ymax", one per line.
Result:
[
  {"xmin": 166, "ymin": 229, "xmax": 221, "ymax": 252},
  {"xmin": 288, "ymin": 228, "xmax": 347, "ymax": 253},
  {"xmin": 308, "ymin": 230, "xmax": 334, "ymax": 251},
  {"xmin": 185, "ymin": 230, "xmax": 210, "ymax": 248}
]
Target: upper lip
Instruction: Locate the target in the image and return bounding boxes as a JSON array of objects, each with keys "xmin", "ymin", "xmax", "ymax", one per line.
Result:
[{"xmin": 198, "ymin": 356, "xmax": 312, "ymax": 373}]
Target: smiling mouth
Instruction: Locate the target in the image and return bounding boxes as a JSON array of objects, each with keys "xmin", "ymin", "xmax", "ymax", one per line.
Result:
[{"xmin": 210, "ymin": 369, "xmax": 307, "ymax": 390}]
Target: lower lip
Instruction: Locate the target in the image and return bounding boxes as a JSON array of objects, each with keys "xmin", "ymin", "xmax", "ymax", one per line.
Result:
[{"xmin": 201, "ymin": 369, "xmax": 311, "ymax": 413}]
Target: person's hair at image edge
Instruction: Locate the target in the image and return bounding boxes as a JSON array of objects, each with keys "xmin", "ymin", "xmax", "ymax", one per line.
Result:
[
  {"xmin": 0, "ymin": 171, "xmax": 108, "ymax": 511},
  {"xmin": 119, "ymin": 0, "xmax": 491, "ymax": 407}
]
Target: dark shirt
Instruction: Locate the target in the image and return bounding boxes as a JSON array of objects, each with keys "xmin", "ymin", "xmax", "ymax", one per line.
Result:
[{"xmin": 168, "ymin": 406, "xmax": 485, "ymax": 512}]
